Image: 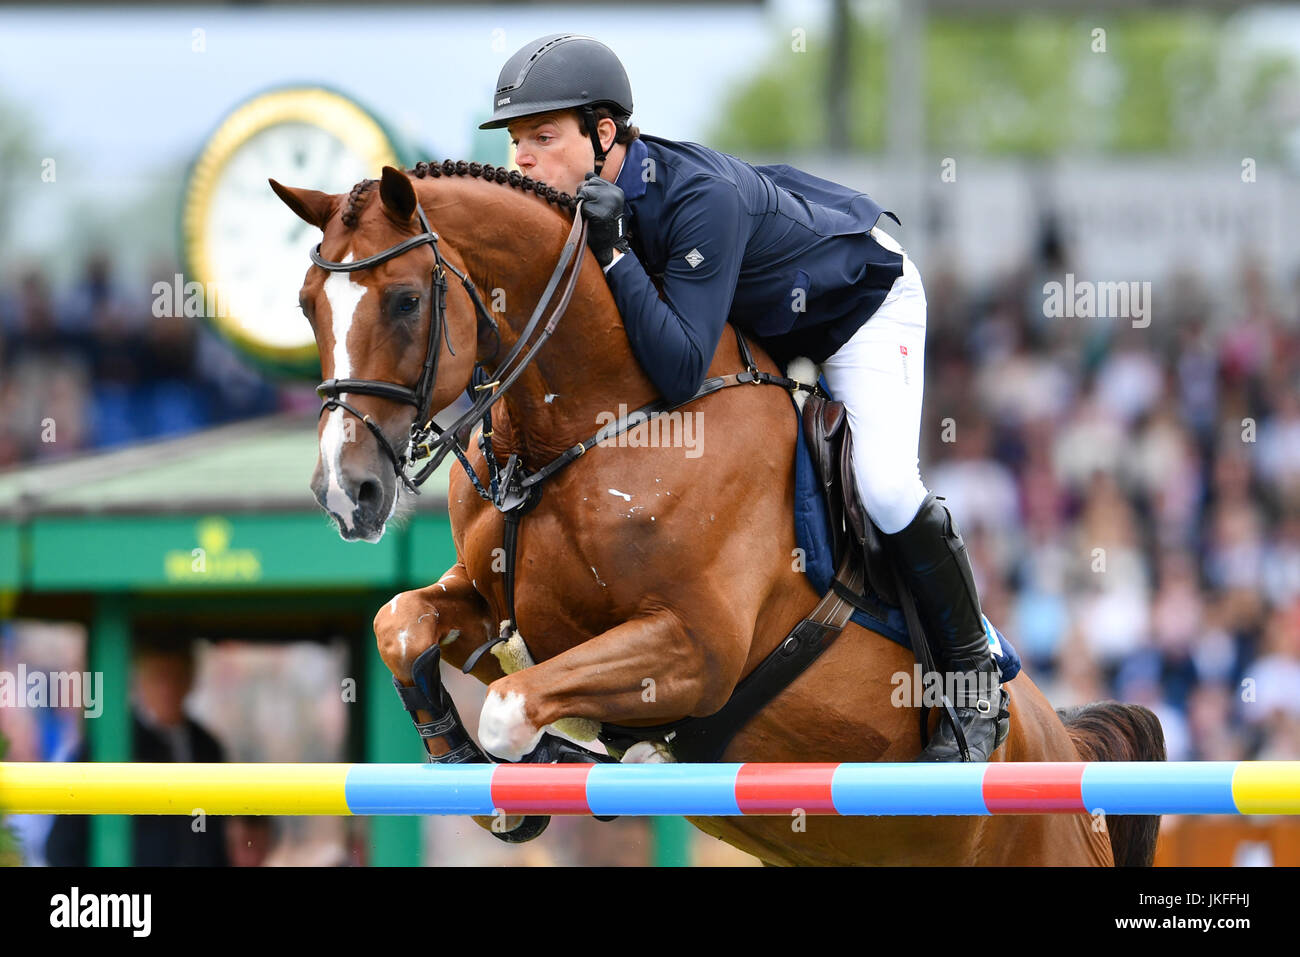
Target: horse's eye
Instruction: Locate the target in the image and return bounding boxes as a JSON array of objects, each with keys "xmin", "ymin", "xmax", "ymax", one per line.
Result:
[{"xmin": 397, "ymin": 296, "xmax": 419, "ymax": 315}]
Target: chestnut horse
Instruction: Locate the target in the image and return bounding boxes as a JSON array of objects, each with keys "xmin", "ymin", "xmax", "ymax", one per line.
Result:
[{"xmin": 271, "ymin": 162, "xmax": 1163, "ymax": 865}]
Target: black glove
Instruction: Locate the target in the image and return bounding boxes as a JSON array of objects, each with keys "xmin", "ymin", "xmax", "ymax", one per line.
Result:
[{"xmin": 576, "ymin": 170, "xmax": 631, "ymax": 268}]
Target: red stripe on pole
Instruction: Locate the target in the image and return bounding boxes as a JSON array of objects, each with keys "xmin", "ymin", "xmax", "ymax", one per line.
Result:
[
  {"xmin": 735, "ymin": 762, "xmax": 839, "ymax": 814},
  {"xmin": 983, "ymin": 762, "xmax": 1086, "ymax": 813},
  {"xmin": 491, "ymin": 763, "xmax": 593, "ymax": 814}
]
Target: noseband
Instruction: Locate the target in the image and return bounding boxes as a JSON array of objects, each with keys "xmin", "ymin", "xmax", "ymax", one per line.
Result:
[{"xmin": 308, "ymin": 196, "xmax": 588, "ymax": 493}]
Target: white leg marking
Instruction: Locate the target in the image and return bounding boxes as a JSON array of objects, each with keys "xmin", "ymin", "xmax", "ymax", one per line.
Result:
[{"xmin": 478, "ymin": 689, "xmax": 544, "ymax": 761}]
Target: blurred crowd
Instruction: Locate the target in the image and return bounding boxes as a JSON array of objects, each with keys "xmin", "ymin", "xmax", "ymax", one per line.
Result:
[
  {"xmin": 922, "ymin": 226, "xmax": 1300, "ymax": 763},
  {"xmin": 0, "ymin": 255, "xmax": 282, "ymax": 466}
]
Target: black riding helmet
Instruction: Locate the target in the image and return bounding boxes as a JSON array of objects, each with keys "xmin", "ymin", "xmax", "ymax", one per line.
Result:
[{"xmin": 479, "ymin": 33, "xmax": 634, "ymax": 175}]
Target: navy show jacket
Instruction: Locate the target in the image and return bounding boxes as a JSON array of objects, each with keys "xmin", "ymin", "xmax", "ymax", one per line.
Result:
[{"xmin": 603, "ymin": 133, "xmax": 905, "ymax": 404}]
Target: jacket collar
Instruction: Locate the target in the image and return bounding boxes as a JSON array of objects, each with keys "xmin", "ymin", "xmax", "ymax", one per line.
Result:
[{"xmin": 614, "ymin": 137, "xmax": 649, "ymax": 201}]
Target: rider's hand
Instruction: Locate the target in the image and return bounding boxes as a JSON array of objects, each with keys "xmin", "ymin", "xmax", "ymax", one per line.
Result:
[{"xmin": 576, "ymin": 171, "xmax": 631, "ymax": 268}]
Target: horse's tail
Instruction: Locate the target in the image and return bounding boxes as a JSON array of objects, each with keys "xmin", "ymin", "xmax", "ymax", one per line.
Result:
[{"xmin": 1056, "ymin": 700, "xmax": 1166, "ymax": 867}]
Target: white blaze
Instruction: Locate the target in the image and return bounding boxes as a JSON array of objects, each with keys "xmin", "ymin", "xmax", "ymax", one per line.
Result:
[{"xmin": 321, "ymin": 256, "xmax": 366, "ymax": 530}]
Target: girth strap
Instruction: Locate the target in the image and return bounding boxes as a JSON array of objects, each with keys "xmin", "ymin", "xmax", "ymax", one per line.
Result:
[
  {"xmin": 459, "ymin": 454, "xmax": 543, "ymax": 675},
  {"xmin": 599, "ymin": 554, "xmax": 865, "ymax": 763},
  {"xmin": 501, "ymin": 478, "xmax": 542, "ymax": 630}
]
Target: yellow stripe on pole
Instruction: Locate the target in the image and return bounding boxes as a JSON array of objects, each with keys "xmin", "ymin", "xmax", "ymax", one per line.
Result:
[
  {"xmin": 0, "ymin": 763, "xmax": 352, "ymax": 816},
  {"xmin": 1232, "ymin": 761, "xmax": 1300, "ymax": 814}
]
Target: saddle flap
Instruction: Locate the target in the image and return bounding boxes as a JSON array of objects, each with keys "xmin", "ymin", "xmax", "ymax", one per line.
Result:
[
  {"xmin": 819, "ymin": 399, "xmax": 847, "ymax": 438},
  {"xmin": 800, "ymin": 392, "xmax": 900, "ymax": 608},
  {"xmin": 802, "ymin": 396, "xmax": 847, "ymax": 489},
  {"xmin": 802, "ymin": 395, "xmax": 847, "ymax": 560},
  {"xmin": 839, "ymin": 428, "xmax": 866, "ymax": 545},
  {"xmin": 839, "ymin": 429, "xmax": 900, "ymax": 606}
]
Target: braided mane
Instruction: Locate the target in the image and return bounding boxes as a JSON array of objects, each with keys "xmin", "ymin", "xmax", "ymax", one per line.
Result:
[{"xmin": 340, "ymin": 160, "xmax": 578, "ymax": 228}]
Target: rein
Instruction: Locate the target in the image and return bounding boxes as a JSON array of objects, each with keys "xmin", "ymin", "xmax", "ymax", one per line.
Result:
[{"xmin": 308, "ymin": 199, "xmax": 588, "ymax": 494}]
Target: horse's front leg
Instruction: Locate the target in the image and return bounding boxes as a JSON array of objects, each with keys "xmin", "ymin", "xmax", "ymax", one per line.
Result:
[
  {"xmin": 374, "ymin": 563, "xmax": 505, "ymax": 761},
  {"xmin": 376, "ymin": 563, "xmax": 504, "ymax": 681},
  {"xmin": 377, "ymin": 565, "xmax": 556, "ymax": 841},
  {"xmin": 478, "ymin": 608, "xmax": 748, "ymax": 761}
]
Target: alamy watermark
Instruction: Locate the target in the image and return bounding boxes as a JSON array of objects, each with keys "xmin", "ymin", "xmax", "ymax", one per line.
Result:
[
  {"xmin": 0, "ymin": 666, "xmax": 102, "ymax": 717},
  {"xmin": 50, "ymin": 887, "xmax": 151, "ymax": 937},
  {"xmin": 1043, "ymin": 273, "xmax": 1152, "ymax": 328},
  {"xmin": 890, "ymin": 665, "xmax": 998, "ymax": 709},
  {"xmin": 595, "ymin": 404, "xmax": 703, "ymax": 458},
  {"xmin": 152, "ymin": 274, "xmax": 228, "ymax": 319}
]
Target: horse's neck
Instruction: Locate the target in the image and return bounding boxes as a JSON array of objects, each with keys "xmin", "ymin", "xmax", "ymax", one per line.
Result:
[{"xmin": 435, "ymin": 183, "xmax": 659, "ymax": 462}]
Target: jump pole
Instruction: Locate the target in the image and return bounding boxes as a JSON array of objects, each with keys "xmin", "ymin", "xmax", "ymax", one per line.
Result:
[{"xmin": 3, "ymin": 761, "xmax": 1300, "ymax": 817}]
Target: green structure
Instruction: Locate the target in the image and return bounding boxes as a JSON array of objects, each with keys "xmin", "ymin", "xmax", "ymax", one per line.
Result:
[
  {"xmin": 0, "ymin": 412, "xmax": 692, "ymax": 866},
  {"xmin": 0, "ymin": 412, "xmax": 453, "ymax": 865}
]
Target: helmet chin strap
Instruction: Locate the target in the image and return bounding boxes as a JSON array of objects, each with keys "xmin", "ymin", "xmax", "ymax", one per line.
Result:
[{"xmin": 580, "ymin": 106, "xmax": 607, "ymax": 175}]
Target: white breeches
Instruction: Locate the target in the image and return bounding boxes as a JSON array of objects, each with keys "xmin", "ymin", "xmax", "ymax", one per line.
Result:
[{"xmin": 819, "ymin": 227, "xmax": 930, "ymax": 535}]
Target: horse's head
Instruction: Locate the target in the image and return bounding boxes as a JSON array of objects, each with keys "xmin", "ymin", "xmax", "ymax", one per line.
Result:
[{"xmin": 270, "ymin": 168, "xmax": 480, "ymax": 542}]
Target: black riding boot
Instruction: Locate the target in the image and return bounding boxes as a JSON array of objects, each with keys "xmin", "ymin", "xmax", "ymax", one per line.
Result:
[{"xmin": 885, "ymin": 492, "xmax": 1010, "ymax": 762}]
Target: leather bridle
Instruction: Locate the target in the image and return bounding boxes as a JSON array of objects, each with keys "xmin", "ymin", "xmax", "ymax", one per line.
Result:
[{"xmin": 308, "ymin": 198, "xmax": 588, "ymax": 493}]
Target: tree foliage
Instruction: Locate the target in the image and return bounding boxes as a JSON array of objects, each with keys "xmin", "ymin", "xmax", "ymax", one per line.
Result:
[{"xmin": 711, "ymin": 11, "xmax": 1297, "ymax": 157}]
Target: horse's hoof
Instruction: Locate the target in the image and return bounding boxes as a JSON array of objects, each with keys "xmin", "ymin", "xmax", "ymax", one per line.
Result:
[{"xmin": 491, "ymin": 814, "xmax": 550, "ymax": 844}]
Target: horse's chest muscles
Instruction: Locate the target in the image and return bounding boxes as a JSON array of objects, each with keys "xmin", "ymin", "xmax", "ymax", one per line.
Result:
[
  {"xmin": 445, "ymin": 455, "xmax": 695, "ymax": 650},
  {"xmin": 445, "ymin": 472, "xmax": 500, "ymax": 587}
]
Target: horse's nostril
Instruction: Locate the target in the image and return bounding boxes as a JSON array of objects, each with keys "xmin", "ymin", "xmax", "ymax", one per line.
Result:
[{"xmin": 356, "ymin": 478, "xmax": 382, "ymax": 511}]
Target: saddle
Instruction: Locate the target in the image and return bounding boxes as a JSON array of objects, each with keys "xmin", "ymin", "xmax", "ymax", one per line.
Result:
[
  {"xmin": 801, "ymin": 393, "xmax": 899, "ymax": 609},
  {"xmin": 799, "ymin": 389, "xmax": 966, "ymax": 751}
]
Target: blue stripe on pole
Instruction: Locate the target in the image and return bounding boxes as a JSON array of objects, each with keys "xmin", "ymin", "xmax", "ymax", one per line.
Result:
[
  {"xmin": 1080, "ymin": 761, "xmax": 1237, "ymax": 815},
  {"xmin": 345, "ymin": 763, "xmax": 496, "ymax": 815},
  {"xmin": 586, "ymin": 762, "xmax": 742, "ymax": 816},
  {"xmin": 832, "ymin": 762, "xmax": 990, "ymax": 815}
]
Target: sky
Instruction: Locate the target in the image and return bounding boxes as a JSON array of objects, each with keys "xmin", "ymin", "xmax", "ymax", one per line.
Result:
[
  {"xmin": 0, "ymin": 3, "xmax": 798, "ymax": 264},
  {"xmin": 0, "ymin": 4, "xmax": 799, "ymax": 169}
]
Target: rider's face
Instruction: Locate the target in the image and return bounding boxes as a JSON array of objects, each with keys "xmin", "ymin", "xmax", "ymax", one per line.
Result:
[{"xmin": 508, "ymin": 111, "xmax": 596, "ymax": 196}]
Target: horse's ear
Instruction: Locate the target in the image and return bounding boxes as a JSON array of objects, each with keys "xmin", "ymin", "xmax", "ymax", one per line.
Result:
[
  {"xmin": 379, "ymin": 166, "xmax": 418, "ymax": 222},
  {"xmin": 268, "ymin": 179, "xmax": 334, "ymax": 229}
]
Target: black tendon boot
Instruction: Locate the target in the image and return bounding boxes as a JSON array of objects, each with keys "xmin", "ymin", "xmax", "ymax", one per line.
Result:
[
  {"xmin": 394, "ymin": 644, "xmax": 488, "ymax": 764},
  {"xmin": 886, "ymin": 492, "xmax": 1010, "ymax": 761}
]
